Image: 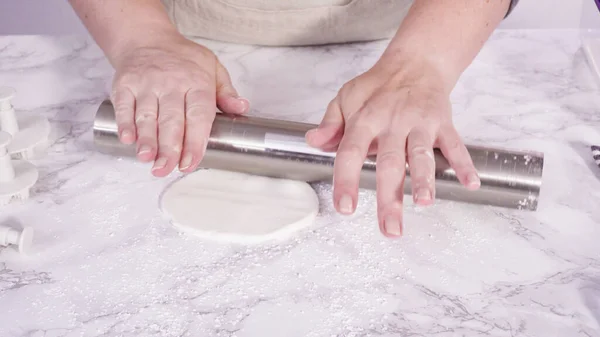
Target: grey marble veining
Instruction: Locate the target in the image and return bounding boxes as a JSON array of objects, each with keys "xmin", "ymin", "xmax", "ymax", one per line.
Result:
[{"xmin": 0, "ymin": 30, "xmax": 600, "ymax": 337}]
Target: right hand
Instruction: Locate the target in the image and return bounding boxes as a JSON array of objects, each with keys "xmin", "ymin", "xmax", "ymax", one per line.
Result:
[{"xmin": 110, "ymin": 33, "xmax": 249, "ymax": 177}]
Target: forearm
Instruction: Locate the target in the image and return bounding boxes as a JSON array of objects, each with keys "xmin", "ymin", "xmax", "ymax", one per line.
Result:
[
  {"xmin": 383, "ymin": 0, "xmax": 511, "ymax": 89},
  {"xmin": 68, "ymin": 0, "xmax": 179, "ymax": 66}
]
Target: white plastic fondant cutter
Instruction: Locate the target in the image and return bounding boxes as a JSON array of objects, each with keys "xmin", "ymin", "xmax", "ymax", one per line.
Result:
[
  {"xmin": 0, "ymin": 86, "xmax": 50, "ymax": 159},
  {"xmin": 0, "ymin": 225, "xmax": 34, "ymax": 254},
  {"xmin": 0, "ymin": 131, "xmax": 38, "ymax": 205}
]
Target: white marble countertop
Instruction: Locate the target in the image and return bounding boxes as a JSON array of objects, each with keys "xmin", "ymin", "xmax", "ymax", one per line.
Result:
[{"xmin": 1, "ymin": 29, "xmax": 600, "ymax": 337}]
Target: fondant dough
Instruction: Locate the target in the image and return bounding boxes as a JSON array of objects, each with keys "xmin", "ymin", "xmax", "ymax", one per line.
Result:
[{"xmin": 159, "ymin": 169, "xmax": 320, "ymax": 244}]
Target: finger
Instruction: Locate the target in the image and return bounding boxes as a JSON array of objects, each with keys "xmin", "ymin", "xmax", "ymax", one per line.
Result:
[
  {"xmin": 306, "ymin": 98, "xmax": 345, "ymax": 149},
  {"xmin": 437, "ymin": 125, "xmax": 480, "ymax": 190},
  {"xmin": 111, "ymin": 87, "xmax": 136, "ymax": 144},
  {"xmin": 333, "ymin": 113, "xmax": 377, "ymax": 215},
  {"xmin": 406, "ymin": 127, "xmax": 436, "ymax": 206},
  {"xmin": 179, "ymin": 87, "xmax": 217, "ymax": 173},
  {"xmin": 152, "ymin": 91, "xmax": 185, "ymax": 177},
  {"xmin": 215, "ymin": 61, "xmax": 248, "ymax": 114},
  {"xmin": 376, "ymin": 131, "xmax": 407, "ymax": 238},
  {"xmin": 133, "ymin": 93, "xmax": 159, "ymax": 163}
]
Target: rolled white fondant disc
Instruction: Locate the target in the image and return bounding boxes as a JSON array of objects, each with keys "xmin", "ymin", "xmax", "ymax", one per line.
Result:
[{"xmin": 159, "ymin": 169, "xmax": 320, "ymax": 244}]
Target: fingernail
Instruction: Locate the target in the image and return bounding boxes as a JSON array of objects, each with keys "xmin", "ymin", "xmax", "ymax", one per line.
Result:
[
  {"xmin": 138, "ymin": 145, "xmax": 152, "ymax": 155},
  {"xmin": 415, "ymin": 189, "xmax": 431, "ymax": 202},
  {"xmin": 338, "ymin": 194, "xmax": 354, "ymax": 214},
  {"xmin": 384, "ymin": 216, "xmax": 402, "ymax": 237},
  {"xmin": 467, "ymin": 173, "xmax": 481, "ymax": 188},
  {"xmin": 120, "ymin": 130, "xmax": 133, "ymax": 141},
  {"xmin": 152, "ymin": 157, "xmax": 168, "ymax": 171},
  {"xmin": 237, "ymin": 97, "xmax": 249, "ymax": 112},
  {"xmin": 179, "ymin": 153, "xmax": 193, "ymax": 170}
]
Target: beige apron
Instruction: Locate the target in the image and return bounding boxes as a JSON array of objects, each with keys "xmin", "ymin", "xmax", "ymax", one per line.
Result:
[{"xmin": 161, "ymin": 0, "xmax": 414, "ymax": 46}]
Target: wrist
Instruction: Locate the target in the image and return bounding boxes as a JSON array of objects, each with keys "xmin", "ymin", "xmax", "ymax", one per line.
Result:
[
  {"xmin": 108, "ymin": 23, "xmax": 183, "ymax": 68},
  {"xmin": 376, "ymin": 45, "xmax": 459, "ymax": 93}
]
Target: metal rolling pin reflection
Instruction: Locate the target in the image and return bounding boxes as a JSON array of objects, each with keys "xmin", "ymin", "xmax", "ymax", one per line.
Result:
[{"xmin": 92, "ymin": 100, "xmax": 544, "ymax": 211}]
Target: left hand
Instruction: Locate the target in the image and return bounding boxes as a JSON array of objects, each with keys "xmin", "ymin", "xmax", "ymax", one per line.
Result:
[{"xmin": 305, "ymin": 54, "xmax": 481, "ymax": 237}]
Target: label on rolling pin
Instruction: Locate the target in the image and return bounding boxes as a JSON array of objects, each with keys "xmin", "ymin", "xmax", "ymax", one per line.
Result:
[{"xmin": 264, "ymin": 133, "xmax": 337, "ymax": 158}]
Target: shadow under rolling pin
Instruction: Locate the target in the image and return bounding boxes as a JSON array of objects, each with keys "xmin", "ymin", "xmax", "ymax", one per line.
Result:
[{"xmin": 92, "ymin": 100, "xmax": 544, "ymax": 211}]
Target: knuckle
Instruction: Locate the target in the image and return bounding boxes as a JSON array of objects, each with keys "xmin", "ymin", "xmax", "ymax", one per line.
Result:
[
  {"xmin": 410, "ymin": 178, "xmax": 432, "ymax": 192},
  {"xmin": 173, "ymin": 144, "xmax": 183, "ymax": 155},
  {"xmin": 136, "ymin": 137, "xmax": 155, "ymax": 146},
  {"xmin": 216, "ymin": 81, "xmax": 234, "ymax": 93},
  {"xmin": 185, "ymin": 103, "xmax": 214, "ymax": 121},
  {"xmin": 159, "ymin": 146, "xmax": 182, "ymax": 157},
  {"xmin": 184, "ymin": 135, "xmax": 209, "ymax": 153},
  {"xmin": 338, "ymin": 142, "xmax": 365, "ymax": 159},
  {"xmin": 135, "ymin": 116, "xmax": 154, "ymax": 126},
  {"xmin": 340, "ymin": 81, "xmax": 356, "ymax": 95},
  {"xmin": 333, "ymin": 175, "xmax": 357, "ymax": 191},
  {"xmin": 377, "ymin": 192, "xmax": 402, "ymax": 208},
  {"xmin": 416, "ymin": 119, "xmax": 440, "ymax": 132},
  {"xmin": 377, "ymin": 151, "xmax": 405, "ymax": 172},
  {"xmin": 325, "ymin": 98, "xmax": 339, "ymax": 113},
  {"xmin": 114, "ymin": 105, "xmax": 134, "ymax": 119},
  {"xmin": 410, "ymin": 160, "xmax": 435, "ymax": 178},
  {"xmin": 184, "ymin": 138, "xmax": 206, "ymax": 151},
  {"xmin": 158, "ymin": 98, "xmax": 184, "ymax": 114},
  {"xmin": 135, "ymin": 108, "xmax": 157, "ymax": 124},
  {"xmin": 445, "ymin": 136, "xmax": 462, "ymax": 151},
  {"xmin": 114, "ymin": 73, "xmax": 137, "ymax": 87},
  {"xmin": 158, "ymin": 111, "xmax": 184, "ymax": 127},
  {"xmin": 111, "ymin": 89, "xmax": 133, "ymax": 107},
  {"xmin": 114, "ymin": 101, "xmax": 133, "ymax": 112},
  {"xmin": 409, "ymin": 145, "xmax": 433, "ymax": 159},
  {"xmin": 186, "ymin": 89, "xmax": 213, "ymax": 105},
  {"xmin": 160, "ymin": 78, "xmax": 189, "ymax": 93},
  {"xmin": 116, "ymin": 62, "xmax": 213, "ymax": 95},
  {"xmin": 350, "ymin": 115, "xmax": 378, "ymax": 137},
  {"xmin": 135, "ymin": 110, "xmax": 157, "ymax": 124},
  {"xmin": 115, "ymin": 116, "xmax": 133, "ymax": 127},
  {"xmin": 159, "ymin": 139, "xmax": 183, "ymax": 154},
  {"xmin": 198, "ymin": 48, "xmax": 217, "ymax": 62},
  {"xmin": 425, "ymin": 115, "xmax": 442, "ymax": 126},
  {"xmin": 185, "ymin": 107, "xmax": 212, "ymax": 122},
  {"xmin": 110, "ymin": 86, "xmax": 127, "ymax": 98},
  {"xmin": 191, "ymin": 70, "xmax": 213, "ymax": 87}
]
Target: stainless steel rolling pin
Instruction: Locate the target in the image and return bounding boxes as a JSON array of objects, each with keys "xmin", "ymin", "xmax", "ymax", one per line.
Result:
[{"xmin": 93, "ymin": 100, "xmax": 544, "ymax": 211}]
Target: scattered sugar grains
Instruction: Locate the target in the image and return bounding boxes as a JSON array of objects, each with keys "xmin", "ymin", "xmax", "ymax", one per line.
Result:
[{"xmin": 38, "ymin": 163, "xmax": 532, "ymax": 335}]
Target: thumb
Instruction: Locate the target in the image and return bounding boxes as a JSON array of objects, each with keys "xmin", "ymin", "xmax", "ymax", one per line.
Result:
[
  {"xmin": 215, "ymin": 61, "xmax": 249, "ymax": 114},
  {"xmin": 306, "ymin": 98, "xmax": 345, "ymax": 150}
]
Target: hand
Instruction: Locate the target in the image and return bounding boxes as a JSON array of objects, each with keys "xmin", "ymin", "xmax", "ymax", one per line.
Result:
[
  {"xmin": 306, "ymin": 56, "xmax": 481, "ymax": 237},
  {"xmin": 110, "ymin": 33, "xmax": 249, "ymax": 177}
]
